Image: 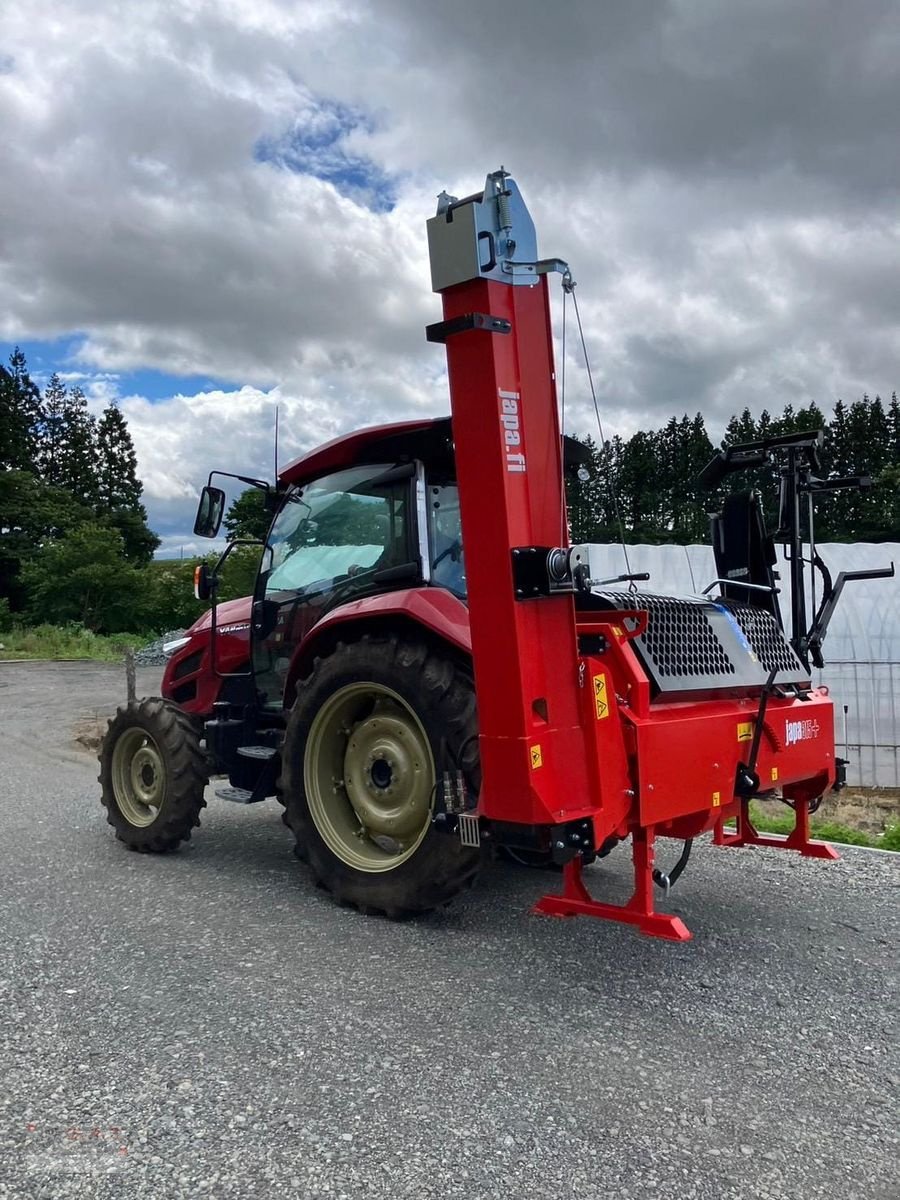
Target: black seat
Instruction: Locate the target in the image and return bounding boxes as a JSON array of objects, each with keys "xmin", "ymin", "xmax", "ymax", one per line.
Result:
[{"xmin": 710, "ymin": 491, "xmax": 779, "ymax": 620}]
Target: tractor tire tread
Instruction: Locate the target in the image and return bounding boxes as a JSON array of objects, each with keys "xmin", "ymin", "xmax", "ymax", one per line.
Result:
[
  {"xmin": 98, "ymin": 697, "xmax": 209, "ymax": 854},
  {"xmin": 279, "ymin": 634, "xmax": 481, "ymax": 917}
]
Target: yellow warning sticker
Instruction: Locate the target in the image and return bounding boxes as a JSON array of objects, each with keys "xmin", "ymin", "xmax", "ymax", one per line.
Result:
[
  {"xmin": 593, "ymin": 674, "xmax": 610, "ymax": 720},
  {"xmin": 737, "ymin": 722, "xmax": 754, "ymax": 742},
  {"xmin": 771, "ymin": 766, "xmax": 779, "ymax": 782},
  {"xmin": 712, "ymin": 791, "xmax": 721, "ymax": 808},
  {"xmin": 530, "ymin": 744, "xmax": 543, "ymax": 770}
]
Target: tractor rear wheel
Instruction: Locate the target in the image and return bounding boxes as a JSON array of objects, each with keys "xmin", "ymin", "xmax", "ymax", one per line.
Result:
[
  {"xmin": 98, "ymin": 698, "xmax": 209, "ymax": 852},
  {"xmin": 281, "ymin": 635, "xmax": 481, "ymax": 916}
]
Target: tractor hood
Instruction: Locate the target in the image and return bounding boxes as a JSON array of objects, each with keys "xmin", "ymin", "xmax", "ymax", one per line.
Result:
[{"xmin": 188, "ymin": 596, "xmax": 252, "ymax": 635}]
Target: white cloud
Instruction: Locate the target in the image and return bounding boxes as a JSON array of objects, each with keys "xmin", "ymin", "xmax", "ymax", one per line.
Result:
[{"xmin": 1, "ymin": 0, "xmax": 898, "ymax": 547}]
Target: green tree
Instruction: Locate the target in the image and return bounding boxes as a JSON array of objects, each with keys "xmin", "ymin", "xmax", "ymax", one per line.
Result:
[
  {"xmin": 886, "ymin": 392, "xmax": 900, "ymax": 538},
  {"xmin": 94, "ymin": 402, "xmax": 158, "ymax": 561},
  {"xmin": 144, "ymin": 560, "xmax": 208, "ymax": 631},
  {"xmin": 565, "ymin": 434, "xmax": 604, "ymax": 543},
  {"xmin": 106, "ymin": 507, "xmax": 160, "ymax": 564},
  {"xmin": 21, "ymin": 522, "xmax": 148, "ymax": 632},
  {"xmin": 59, "ymin": 384, "xmax": 100, "ymax": 508},
  {"xmin": 37, "ymin": 373, "xmax": 68, "ymax": 487},
  {"xmin": 217, "ymin": 546, "xmax": 263, "ymax": 601},
  {"xmin": 594, "ymin": 434, "xmax": 627, "ymax": 541},
  {"xmin": 0, "ymin": 348, "xmax": 42, "ymax": 470},
  {"xmin": 722, "ymin": 407, "xmax": 757, "ymax": 448},
  {"xmin": 619, "ymin": 430, "xmax": 662, "ymax": 540},
  {"xmin": 0, "ymin": 470, "xmax": 94, "ymax": 611},
  {"xmin": 655, "ymin": 414, "xmax": 715, "ymax": 543},
  {"xmin": 143, "ymin": 548, "xmax": 261, "ymax": 633},
  {"xmin": 224, "ymin": 487, "xmax": 270, "ymax": 541},
  {"xmin": 96, "ymin": 403, "xmax": 141, "ymax": 509},
  {"xmin": 833, "ymin": 395, "xmax": 892, "ymax": 540}
]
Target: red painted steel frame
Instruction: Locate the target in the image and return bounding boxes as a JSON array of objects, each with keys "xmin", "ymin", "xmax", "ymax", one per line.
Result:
[
  {"xmin": 714, "ymin": 796, "xmax": 839, "ymax": 860},
  {"xmin": 534, "ymin": 828, "xmax": 692, "ymax": 942},
  {"xmin": 436, "ymin": 246, "xmax": 840, "ymax": 941},
  {"xmin": 439, "ymin": 275, "xmax": 593, "ymax": 828}
]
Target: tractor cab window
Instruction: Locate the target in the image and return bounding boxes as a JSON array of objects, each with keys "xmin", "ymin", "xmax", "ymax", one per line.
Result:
[
  {"xmin": 428, "ymin": 484, "xmax": 466, "ymax": 598},
  {"xmin": 252, "ymin": 463, "xmax": 413, "ymax": 709},
  {"xmin": 265, "ymin": 464, "xmax": 409, "ymax": 597}
]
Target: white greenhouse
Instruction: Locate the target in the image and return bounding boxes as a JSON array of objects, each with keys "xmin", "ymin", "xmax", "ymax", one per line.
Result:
[{"xmin": 585, "ymin": 542, "xmax": 899, "ymax": 788}]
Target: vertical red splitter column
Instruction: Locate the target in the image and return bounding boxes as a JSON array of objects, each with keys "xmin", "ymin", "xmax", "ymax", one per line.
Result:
[{"xmin": 426, "ymin": 171, "xmax": 592, "ymax": 827}]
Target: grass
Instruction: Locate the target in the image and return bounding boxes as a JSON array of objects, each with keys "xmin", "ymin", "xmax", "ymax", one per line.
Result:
[
  {"xmin": 0, "ymin": 624, "xmax": 153, "ymax": 662},
  {"xmin": 728, "ymin": 800, "xmax": 899, "ymax": 852}
]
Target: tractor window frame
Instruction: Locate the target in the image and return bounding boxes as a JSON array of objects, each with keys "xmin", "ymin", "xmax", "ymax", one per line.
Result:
[
  {"xmin": 424, "ymin": 478, "xmax": 466, "ymax": 599},
  {"xmin": 260, "ymin": 463, "xmax": 418, "ymax": 602}
]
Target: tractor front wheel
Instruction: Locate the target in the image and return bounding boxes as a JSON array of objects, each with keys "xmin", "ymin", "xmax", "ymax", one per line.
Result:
[
  {"xmin": 281, "ymin": 635, "xmax": 481, "ymax": 917},
  {"xmin": 98, "ymin": 698, "xmax": 209, "ymax": 852}
]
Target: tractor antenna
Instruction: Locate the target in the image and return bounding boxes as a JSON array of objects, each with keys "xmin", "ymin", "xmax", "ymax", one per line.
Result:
[{"xmin": 274, "ymin": 403, "xmax": 280, "ymax": 483}]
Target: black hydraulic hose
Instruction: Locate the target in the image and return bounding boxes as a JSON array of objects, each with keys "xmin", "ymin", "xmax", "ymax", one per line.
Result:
[{"xmin": 652, "ymin": 839, "xmax": 693, "ymax": 893}]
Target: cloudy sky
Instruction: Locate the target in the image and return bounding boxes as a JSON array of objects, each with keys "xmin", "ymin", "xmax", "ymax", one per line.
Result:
[{"xmin": 2, "ymin": 0, "xmax": 898, "ymax": 555}]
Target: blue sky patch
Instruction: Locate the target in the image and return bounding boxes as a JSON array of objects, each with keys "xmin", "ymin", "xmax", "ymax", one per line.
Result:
[
  {"xmin": 255, "ymin": 97, "xmax": 396, "ymax": 213},
  {"xmin": 6, "ymin": 336, "xmax": 239, "ymax": 403}
]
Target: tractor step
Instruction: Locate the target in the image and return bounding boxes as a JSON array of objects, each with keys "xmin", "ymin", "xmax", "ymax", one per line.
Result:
[
  {"xmin": 215, "ymin": 786, "xmax": 264, "ymax": 804},
  {"xmin": 236, "ymin": 745, "xmax": 278, "ymax": 760}
]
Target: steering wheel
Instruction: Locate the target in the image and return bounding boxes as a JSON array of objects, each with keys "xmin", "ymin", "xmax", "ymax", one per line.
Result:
[{"xmin": 432, "ymin": 539, "xmax": 462, "ymax": 569}]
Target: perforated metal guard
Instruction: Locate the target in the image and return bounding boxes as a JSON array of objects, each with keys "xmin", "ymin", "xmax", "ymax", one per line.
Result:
[
  {"xmin": 722, "ymin": 602, "xmax": 806, "ymax": 675},
  {"xmin": 600, "ymin": 591, "xmax": 735, "ymax": 678},
  {"xmin": 592, "ymin": 590, "xmax": 809, "ymax": 696}
]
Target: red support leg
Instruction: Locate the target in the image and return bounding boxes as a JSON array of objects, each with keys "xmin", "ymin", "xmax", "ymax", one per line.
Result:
[
  {"xmin": 533, "ymin": 826, "xmax": 692, "ymax": 942},
  {"xmin": 714, "ymin": 798, "xmax": 839, "ymax": 860}
]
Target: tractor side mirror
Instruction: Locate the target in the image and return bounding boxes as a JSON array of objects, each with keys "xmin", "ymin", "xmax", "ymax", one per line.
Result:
[
  {"xmin": 193, "ymin": 486, "xmax": 226, "ymax": 538},
  {"xmin": 194, "ymin": 563, "xmax": 213, "ymax": 602}
]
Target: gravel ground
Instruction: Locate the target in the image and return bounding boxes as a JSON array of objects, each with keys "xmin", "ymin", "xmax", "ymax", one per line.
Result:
[
  {"xmin": 0, "ymin": 661, "xmax": 897, "ymax": 1200},
  {"xmin": 133, "ymin": 631, "xmax": 186, "ymax": 668}
]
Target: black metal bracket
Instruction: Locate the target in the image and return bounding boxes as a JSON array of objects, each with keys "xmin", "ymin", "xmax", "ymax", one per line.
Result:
[
  {"xmin": 578, "ymin": 633, "xmax": 608, "ymax": 656},
  {"xmin": 510, "ymin": 546, "xmax": 578, "ymax": 599},
  {"xmin": 832, "ymin": 757, "xmax": 848, "ymax": 793},
  {"xmin": 512, "ymin": 546, "xmax": 553, "ymax": 598},
  {"xmin": 425, "ymin": 312, "xmax": 512, "ymax": 344}
]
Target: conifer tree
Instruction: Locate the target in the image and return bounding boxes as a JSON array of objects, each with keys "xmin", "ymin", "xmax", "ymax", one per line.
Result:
[
  {"xmin": 38, "ymin": 373, "xmax": 68, "ymax": 487},
  {"xmin": 95, "ymin": 402, "xmax": 158, "ymax": 562},
  {"xmin": 595, "ymin": 435, "xmax": 626, "ymax": 541},
  {"xmin": 59, "ymin": 385, "xmax": 100, "ymax": 509},
  {"xmin": 722, "ymin": 407, "xmax": 757, "ymax": 447},
  {"xmin": 0, "ymin": 348, "xmax": 42, "ymax": 470},
  {"xmin": 96, "ymin": 403, "xmax": 142, "ymax": 510},
  {"xmin": 564, "ymin": 435, "xmax": 602, "ymax": 543}
]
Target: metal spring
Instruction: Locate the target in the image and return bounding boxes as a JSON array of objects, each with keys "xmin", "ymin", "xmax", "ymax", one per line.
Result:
[{"xmin": 497, "ymin": 188, "xmax": 512, "ymax": 231}]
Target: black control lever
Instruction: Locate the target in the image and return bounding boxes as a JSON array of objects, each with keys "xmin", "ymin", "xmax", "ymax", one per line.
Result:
[
  {"xmin": 698, "ymin": 449, "xmax": 768, "ymax": 490},
  {"xmin": 591, "ymin": 571, "xmax": 650, "ymax": 586},
  {"xmin": 808, "ymin": 563, "xmax": 895, "ymax": 668},
  {"xmin": 736, "ymin": 666, "xmax": 779, "ymax": 798}
]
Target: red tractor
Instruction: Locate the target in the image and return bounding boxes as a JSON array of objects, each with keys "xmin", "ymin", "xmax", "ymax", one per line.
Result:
[{"xmin": 99, "ymin": 169, "xmax": 890, "ymax": 939}]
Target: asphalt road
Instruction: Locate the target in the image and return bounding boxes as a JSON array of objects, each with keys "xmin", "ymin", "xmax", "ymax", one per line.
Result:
[{"xmin": 0, "ymin": 661, "xmax": 897, "ymax": 1200}]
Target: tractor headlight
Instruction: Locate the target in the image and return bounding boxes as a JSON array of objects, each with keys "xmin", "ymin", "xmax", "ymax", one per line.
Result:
[{"xmin": 162, "ymin": 636, "xmax": 192, "ymax": 657}]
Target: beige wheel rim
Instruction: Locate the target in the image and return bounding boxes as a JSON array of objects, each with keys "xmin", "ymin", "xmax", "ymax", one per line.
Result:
[
  {"xmin": 110, "ymin": 727, "xmax": 166, "ymax": 827},
  {"xmin": 305, "ymin": 682, "xmax": 435, "ymax": 872}
]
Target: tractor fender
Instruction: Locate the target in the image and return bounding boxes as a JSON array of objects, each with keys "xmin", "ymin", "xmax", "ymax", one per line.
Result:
[{"xmin": 284, "ymin": 587, "xmax": 471, "ymax": 706}]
